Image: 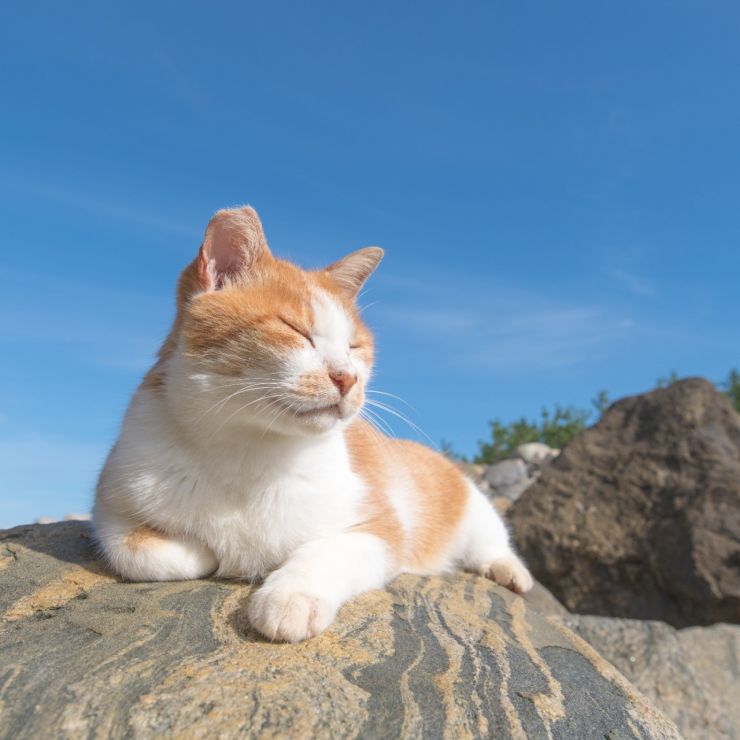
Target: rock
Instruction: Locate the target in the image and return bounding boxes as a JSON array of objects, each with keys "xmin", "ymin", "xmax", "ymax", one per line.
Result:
[
  {"xmin": 456, "ymin": 462, "xmax": 491, "ymax": 493},
  {"xmin": 551, "ymin": 614, "xmax": 740, "ymax": 740},
  {"xmin": 35, "ymin": 513, "xmax": 92, "ymax": 525},
  {"xmin": 484, "ymin": 459, "xmax": 537, "ymax": 503},
  {"xmin": 509, "ymin": 378, "xmax": 740, "ymax": 627},
  {"xmin": 516, "ymin": 442, "xmax": 560, "ymax": 465},
  {"xmin": 64, "ymin": 513, "xmax": 92, "ymax": 522},
  {"xmin": 526, "ymin": 580, "xmax": 570, "ymax": 618},
  {"xmin": 0, "ymin": 522, "xmax": 679, "ymax": 739},
  {"xmin": 484, "ymin": 458, "xmax": 529, "ymax": 489},
  {"xmin": 495, "ymin": 476, "xmax": 538, "ymax": 503}
]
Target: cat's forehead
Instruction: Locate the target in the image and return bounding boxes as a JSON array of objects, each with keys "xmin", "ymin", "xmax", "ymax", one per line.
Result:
[{"xmin": 310, "ymin": 288, "xmax": 352, "ymax": 340}]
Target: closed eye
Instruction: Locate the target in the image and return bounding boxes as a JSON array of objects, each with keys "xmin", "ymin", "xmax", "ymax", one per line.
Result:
[{"xmin": 279, "ymin": 317, "xmax": 315, "ymax": 347}]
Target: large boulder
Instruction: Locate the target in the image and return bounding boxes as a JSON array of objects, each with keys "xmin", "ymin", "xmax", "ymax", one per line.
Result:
[
  {"xmin": 0, "ymin": 522, "xmax": 679, "ymax": 739},
  {"xmin": 552, "ymin": 615, "xmax": 740, "ymax": 740},
  {"xmin": 508, "ymin": 378, "xmax": 740, "ymax": 627}
]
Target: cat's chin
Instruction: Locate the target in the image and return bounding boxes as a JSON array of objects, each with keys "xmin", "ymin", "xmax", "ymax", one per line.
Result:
[
  {"xmin": 270, "ymin": 401, "xmax": 359, "ymax": 437},
  {"xmin": 292, "ymin": 407, "xmax": 357, "ymax": 436}
]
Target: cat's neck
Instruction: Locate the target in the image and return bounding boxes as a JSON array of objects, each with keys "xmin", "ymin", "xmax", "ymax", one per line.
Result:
[{"xmin": 153, "ymin": 387, "xmax": 347, "ymax": 480}]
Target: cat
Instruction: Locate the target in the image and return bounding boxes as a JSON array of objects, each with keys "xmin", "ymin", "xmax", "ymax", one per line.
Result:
[{"xmin": 92, "ymin": 206, "xmax": 533, "ymax": 642}]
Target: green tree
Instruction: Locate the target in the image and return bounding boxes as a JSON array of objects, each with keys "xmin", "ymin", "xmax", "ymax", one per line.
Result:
[
  {"xmin": 474, "ymin": 403, "xmax": 594, "ymax": 464},
  {"xmin": 656, "ymin": 370, "xmax": 680, "ymax": 388},
  {"xmin": 721, "ymin": 368, "xmax": 740, "ymax": 412}
]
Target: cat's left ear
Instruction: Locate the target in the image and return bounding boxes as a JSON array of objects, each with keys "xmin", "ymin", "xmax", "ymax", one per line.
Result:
[
  {"xmin": 197, "ymin": 206, "xmax": 272, "ymax": 291},
  {"xmin": 326, "ymin": 247, "xmax": 384, "ymax": 299}
]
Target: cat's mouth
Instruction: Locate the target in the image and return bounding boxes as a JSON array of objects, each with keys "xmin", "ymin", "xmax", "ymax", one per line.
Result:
[{"xmin": 291, "ymin": 402, "xmax": 342, "ymax": 419}]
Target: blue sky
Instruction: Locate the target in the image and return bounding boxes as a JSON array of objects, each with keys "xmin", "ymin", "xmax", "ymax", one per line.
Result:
[{"xmin": 1, "ymin": 2, "xmax": 739, "ymax": 527}]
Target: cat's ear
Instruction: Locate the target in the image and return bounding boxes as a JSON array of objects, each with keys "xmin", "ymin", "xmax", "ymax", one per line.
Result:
[
  {"xmin": 326, "ymin": 247, "xmax": 384, "ymax": 299},
  {"xmin": 197, "ymin": 206, "xmax": 272, "ymax": 291}
]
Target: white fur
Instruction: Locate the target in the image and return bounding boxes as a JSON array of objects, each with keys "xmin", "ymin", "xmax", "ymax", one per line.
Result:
[{"xmin": 94, "ymin": 286, "xmax": 527, "ymax": 641}]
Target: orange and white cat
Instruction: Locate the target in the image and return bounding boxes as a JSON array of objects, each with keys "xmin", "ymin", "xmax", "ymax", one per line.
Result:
[{"xmin": 93, "ymin": 206, "xmax": 532, "ymax": 642}]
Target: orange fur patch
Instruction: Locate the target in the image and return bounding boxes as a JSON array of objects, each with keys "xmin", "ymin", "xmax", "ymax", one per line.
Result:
[
  {"xmin": 345, "ymin": 421, "xmax": 405, "ymax": 565},
  {"xmin": 345, "ymin": 420, "xmax": 470, "ymax": 571},
  {"xmin": 124, "ymin": 525, "xmax": 170, "ymax": 552},
  {"xmin": 392, "ymin": 439, "xmax": 469, "ymax": 570}
]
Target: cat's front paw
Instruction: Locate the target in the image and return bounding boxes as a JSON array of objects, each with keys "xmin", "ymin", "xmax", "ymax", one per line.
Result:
[
  {"xmin": 482, "ymin": 554, "xmax": 533, "ymax": 595},
  {"xmin": 247, "ymin": 586, "xmax": 336, "ymax": 643}
]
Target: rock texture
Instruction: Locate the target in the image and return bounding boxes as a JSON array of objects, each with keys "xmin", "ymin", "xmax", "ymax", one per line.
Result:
[
  {"xmin": 0, "ymin": 522, "xmax": 679, "ymax": 739},
  {"xmin": 552, "ymin": 614, "xmax": 740, "ymax": 740},
  {"xmin": 509, "ymin": 378, "xmax": 740, "ymax": 627}
]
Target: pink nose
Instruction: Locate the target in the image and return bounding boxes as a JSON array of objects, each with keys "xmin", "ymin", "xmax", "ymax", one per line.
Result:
[{"xmin": 329, "ymin": 369, "xmax": 357, "ymax": 396}]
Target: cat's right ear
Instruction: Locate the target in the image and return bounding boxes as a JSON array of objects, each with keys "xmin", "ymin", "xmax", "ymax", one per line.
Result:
[{"xmin": 197, "ymin": 206, "xmax": 272, "ymax": 291}]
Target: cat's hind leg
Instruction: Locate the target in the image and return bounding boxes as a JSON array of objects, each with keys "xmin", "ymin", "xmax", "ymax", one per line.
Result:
[
  {"xmin": 92, "ymin": 509, "xmax": 218, "ymax": 582},
  {"xmin": 456, "ymin": 483, "xmax": 533, "ymax": 594}
]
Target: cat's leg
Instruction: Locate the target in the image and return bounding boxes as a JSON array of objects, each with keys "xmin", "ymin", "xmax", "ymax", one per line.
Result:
[
  {"xmin": 92, "ymin": 508, "xmax": 218, "ymax": 582},
  {"xmin": 456, "ymin": 483, "xmax": 533, "ymax": 594},
  {"xmin": 247, "ymin": 532, "xmax": 392, "ymax": 642}
]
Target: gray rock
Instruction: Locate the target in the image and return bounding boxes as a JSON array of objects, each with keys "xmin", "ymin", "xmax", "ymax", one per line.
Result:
[
  {"xmin": 527, "ymin": 580, "xmax": 571, "ymax": 618},
  {"xmin": 484, "ymin": 458, "xmax": 529, "ymax": 488},
  {"xmin": 456, "ymin": 461, "xmax": 491, "ymax": 493},
  {"xmin": 495, "ymin": 475, "xmax": 538, "ymax": 502},
  {"xmin": 0, "ymin": 521, "xmax": 679, "ymax": 739},
  {"xmin": 509, "ymin": 378, "xmax": 740, "ymax": 627},
  {"xmin": 551, "ymin": 614, "xmax": 740, "ymax": 740}
]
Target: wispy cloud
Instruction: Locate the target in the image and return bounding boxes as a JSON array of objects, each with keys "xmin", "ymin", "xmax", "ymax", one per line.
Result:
[
  {"xmin": 157, "ymin": 49, "xmax": 208, "ymax": 110},
  {"xmin": 373, "ymin": 269, "xmax": 641, "ymax": 372},
  {"xmin": 609, "ymin": 268, "xmax": 656, "ymax": 297},
  {"xmin": 0, "ymin": 266, "xmax": 169, "ymax": 374},
  {"xmin": 0, "ymin": 171, "xmax": 200, "ymax": 240}
]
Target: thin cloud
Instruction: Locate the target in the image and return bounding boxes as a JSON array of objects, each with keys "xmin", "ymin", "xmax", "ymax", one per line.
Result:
[
  {"xmin": 0, "ymin": 172, "xmax": 199, "ymax": 240},
  {"xmin": 610, "ymin": 268, "xmax": 656, "ymax": 297},
  {"xmin": 0, "ymin": 266, "xmax": 168, "ymax": 374},
  {"xmin": 157, "ymin": 49, "xmax": 209, "ymax": 110},
  {"xmin": 375, "ymin": 270, "xmax": 640, "ymax": 372}
]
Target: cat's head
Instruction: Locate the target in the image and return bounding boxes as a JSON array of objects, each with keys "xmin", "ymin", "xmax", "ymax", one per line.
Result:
[{"xmin": 165, "ymin": 206, "xmax": 382, "ymax": 438}]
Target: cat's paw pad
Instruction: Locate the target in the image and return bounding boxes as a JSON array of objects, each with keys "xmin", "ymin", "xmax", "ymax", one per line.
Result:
[
  {"xmin": 247, "ymin": 588, "xmax": 336, "ymax": 643},
  {"xmin": 483, "ymin": 554, "xmax": 533, "ymax": 594}
]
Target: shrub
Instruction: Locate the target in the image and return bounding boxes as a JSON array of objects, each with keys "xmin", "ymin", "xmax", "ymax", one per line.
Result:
[
  {"xmin": 473, "ymin": 393, "xmax": 607, "ymax": 465},
  {"xmin": 721, "ymin": 368, "xmax": 740, "ymax": 412},
  {"xmin": 444, "ymin": 369, "xmax": 739, "ymax": 465}
]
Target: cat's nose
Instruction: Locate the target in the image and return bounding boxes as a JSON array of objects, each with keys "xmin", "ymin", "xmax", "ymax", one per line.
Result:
[{"xmin": 329, "ymin": 369, "xmax": 357, "ymax": 396}]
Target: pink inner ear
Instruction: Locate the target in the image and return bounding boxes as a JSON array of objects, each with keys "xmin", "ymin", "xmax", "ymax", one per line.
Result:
[
  {"xmin": 197, "ymin": 207, "xmax": 268, "ymax": 291},
  {"xmin": 197, "ymin": 245, "xmax": 236, "ymax": 290}
]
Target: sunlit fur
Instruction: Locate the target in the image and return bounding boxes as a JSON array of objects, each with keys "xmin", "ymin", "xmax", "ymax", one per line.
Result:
[{"xmin": 93, "ymin": 206, "xmax": 532, "ymax": 642}]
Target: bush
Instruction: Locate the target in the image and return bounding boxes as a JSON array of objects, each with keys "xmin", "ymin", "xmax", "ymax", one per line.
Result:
[
  {"xmin": 445, "ymin": 369, "xmax": 739, "ymax": 465},
  {"xmin": 473, "ymin": 393, "xmax": 607, "ymax": 465},
  {"xmin": 721, "ymin": 368, "xmax": 740, "ymax": 412}
]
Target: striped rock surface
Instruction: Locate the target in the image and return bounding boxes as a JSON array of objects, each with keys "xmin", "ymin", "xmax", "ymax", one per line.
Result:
[{"xmin": 1, "ymin": 522, "xmax": 679, "ymax": 739}]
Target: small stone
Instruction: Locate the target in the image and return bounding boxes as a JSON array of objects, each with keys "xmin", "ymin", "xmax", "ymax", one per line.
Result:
[
  {"xmin": 516, "ymin": 442, "xmax": 560, "ymax": 465},
  {"xmin": 484, "ymin": 458, "xmax": 528, "ymax": 489}
]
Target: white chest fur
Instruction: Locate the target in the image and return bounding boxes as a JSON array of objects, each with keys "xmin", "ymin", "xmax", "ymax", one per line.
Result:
[{"xmin": 106, "ymin": 388, "xmax": 365, "ymax": 579}]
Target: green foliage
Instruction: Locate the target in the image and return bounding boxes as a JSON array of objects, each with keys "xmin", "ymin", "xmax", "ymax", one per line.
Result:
[
  {"xmin": 591, "ymin": 389, "xmax": 611, "ymax": 416},
  {"xmin": 440, "ymin": 439, "xmax": 465, "ymax": 462},
  {"xmin": 473, "ymin": 401, "xmax": 601, "ymax": 465},
  {"xmin": 443, "ymin": 368, "xmax": 739, "ymax": 465},
  {"xmin": 721, "ymin": 368, "xmax": 740, "ymax": 412},
  {"xmin": 656, "ymin": 370, "xmax": 680, "ymax": 388}
]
